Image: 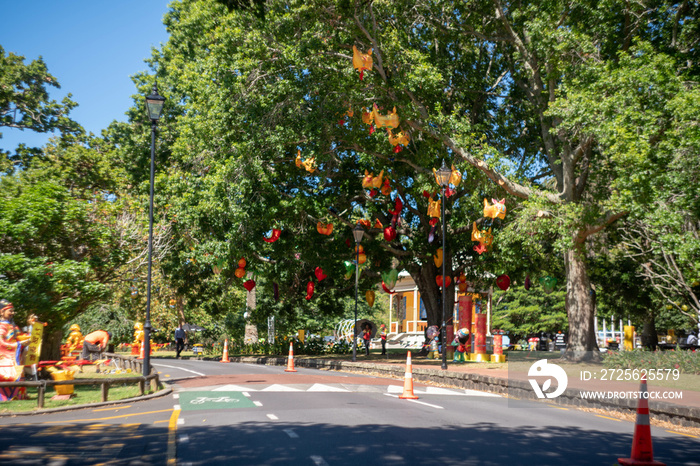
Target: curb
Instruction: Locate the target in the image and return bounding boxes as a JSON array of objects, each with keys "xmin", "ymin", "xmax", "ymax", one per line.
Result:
[
  {"xmin": 229, "ymin": 355, "xmax": 700, "ymax": 428},
  {"xmin": 0, "ymin": 386, "xmax": 173, "ymax": 417}
]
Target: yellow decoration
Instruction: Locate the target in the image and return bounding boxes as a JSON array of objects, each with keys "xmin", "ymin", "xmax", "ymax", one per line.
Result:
[
  {"xmin": 295, "ymin": 150, "xmax": 317, "ymax": 173},
  {"xmin": 449, "ymin": 165, "xmax": 462, "ymax": 187},
  {"xmin": 372, "ymin": 105, "xmax": 399, "ymax": 129},
  {"xmin": 471, "ymin": 222, "xmax": 493, "ymax": 247},
  {"xmin": 387, "ymin": 129, "xmax": 410, "ymax": 147},
  {"xmin": 65, "ymin": 324, "xmax": 84, "ymax": 355},
  {"xmin": 362, "ymin": 170, "xmax": 384, "ymax": 189},
  {"xmin": 428, "ymin": 197, "xmax": 441, "ymax": 218},
  {"xmin": 133, "ymin": 322, "xmax": 144, "ymax": 347},
  {"xmin": 362, "ymin": 108, "xmax": 374, "ymax": 125},
  {"xmin": 483, "ymin": 198, "xmax": 506, "ymax": 220},
  {"xmin": 352, "ymin": 46, "xmax": 373, "ymax": 79},
  {"xmin": 365, "ymin": 290, "xmax": 376, "ymax": 307},
  {"xmin": 434, "ymin": 248, "xmax": 443, "ymax": 268}
]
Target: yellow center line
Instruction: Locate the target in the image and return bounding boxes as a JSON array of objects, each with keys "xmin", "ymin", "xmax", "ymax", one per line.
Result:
[
  {"xmin": 666, "ymin": 430, "xmax": 699, "ymax": 438},
  {"xmin": 39, "ymin": 409, "xmax": 173, "ymax": 424},
  {"xmin": 596, "ymin": 415, "xmax": 622, "ymax": 422},
  {"xmin": 167, "ymin": 408, "xmax": 181, "ymax": 466},
  {"xmin": 93, "ymin": 405, "xmax": 132, "ymax": 412},
  {"xmin": 546, "ymin": 404, "xmax": 568, "ymax": 410}
]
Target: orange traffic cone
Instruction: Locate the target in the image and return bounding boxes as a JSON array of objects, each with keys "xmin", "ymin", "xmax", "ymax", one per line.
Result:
[
  {"xmin": 399, "ymin": 351, "xmax": 419, "ymax": 399},
  {"xmin": 220, "ymin": 339, "xmax": 230, "ymax": 363},
  {"xmin": 284, "ymin": 342, "xmax": 297, "ymax": 372},
  {"xmin": 137, "ymin": 341, "xmax": 145, "ymax": 360},
  {"xmin": 618, "ymin": 374, "xmax": 666, "ymax": 466}
]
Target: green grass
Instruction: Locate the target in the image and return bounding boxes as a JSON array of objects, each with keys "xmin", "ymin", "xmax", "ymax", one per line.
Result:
[{"xmin": 0, "ymin": 383, "xmax": 150, "ymax": 413}]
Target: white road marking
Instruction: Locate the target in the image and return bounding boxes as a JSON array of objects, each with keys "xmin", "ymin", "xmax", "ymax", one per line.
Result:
[
  {"xmin": 283, "ymin": 429, "xmax": 299, "ymax": 438},
  {"xmin": 311, "ymin": 455, "xmax": 329, "ymax": 466},
  {"xmin": 179, "ymin": 435, "xmax": 189, "ymax": 443},
  {"xmin": 173, "ymin": 404, "xmax": 181, "ymax": 410},
  {"xmin": 153, "ymin": 363, "xmax": 205, "ymax": 376},
  {"xmin": 253, "ymin": 401, "xmax": 263, "ymax": 407},
  {"xmin": 384, "ymin": 393, "xmax": 444, "ymax": 409},
  {"xmin": 307, "ymin": 383, "xmax": 349, "ymax": 392},
  {"xmin": 242, "ymin": 392, "xmax": 251, "ymax": 397},
  {"xmin": 212, "ymin": 384, "xmax": 256, "ymax": 391},
  {"xmin": 177, "ymin": 418, "xmax": 185, "ymax": 425},
  {"xmin": 261, "ymin": 384, "xmax": 302, "ymax": 392},
  {"xmin": 173, "ymin": 394, "xmax": 179, "ymax": 399},
  {"xmin": 267, "ymin": 414, "xmax": 279, "ymax": 420}
]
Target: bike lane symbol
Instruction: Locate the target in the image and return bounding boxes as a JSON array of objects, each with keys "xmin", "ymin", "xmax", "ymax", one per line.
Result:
[{"xmin": 178, "ymin": 391, "xmax": 257, "ymax": 410}]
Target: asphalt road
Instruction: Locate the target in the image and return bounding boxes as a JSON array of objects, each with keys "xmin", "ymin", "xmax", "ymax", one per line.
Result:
[{"xmin": 0, "ymin": 358, "xmax": 698, "ymax": 465}]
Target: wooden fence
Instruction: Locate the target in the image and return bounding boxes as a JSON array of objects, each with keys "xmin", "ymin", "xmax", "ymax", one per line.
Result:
[{"xmin": 0, "ymin": 353, "xmax": 160, "ymax": 409}]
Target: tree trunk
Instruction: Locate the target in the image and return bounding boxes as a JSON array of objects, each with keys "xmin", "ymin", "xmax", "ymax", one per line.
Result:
[
  {"xmin": 564, "ymin": 246, "xmax": 597, "ymax": 355},
  {"xmin": 244, "ymin": 274, "xmax": 258, "ymax": 344},
  {"xmin": 409, "ymin": 256, "xmax": 454, "ymax": 341},
  {"xmin": 41, "ymin": 328, "xmax": 64, "ymax": 361}
]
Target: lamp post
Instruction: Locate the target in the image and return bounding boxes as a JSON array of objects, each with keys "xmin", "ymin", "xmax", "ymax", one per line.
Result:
[
  {"xmin": 143, "ymin": 82, "xmax": 166, "ymax": 377},
  {"xmin": 352, "ymin": 224, "xmax": 365, "ymax": 362},
  {"xmin": 435, "ymin": 160, "xmax": 452, "ymax": 370}
]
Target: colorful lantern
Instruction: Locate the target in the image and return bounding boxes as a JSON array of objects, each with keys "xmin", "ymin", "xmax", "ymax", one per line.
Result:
[
  {"xmin": 483, "ymin": 198, "xmax": 506, "ymax": 220},
  {"xmin": 234, "ymin": 267, "xmax": 246, "ymax": 279},
  {"xmin": 238, "ymin": 258, "xmax": 247, "ymax": 268},
  {"xmin": 496, "ymin": 274, "xmax": 511, "ymax": 291},
  {"xmin": 473, "ymin": 243, "xmax": 487, "ymax": 255},
  {"xmin": 383, "ymin": 226, "xmax": 396, "ymax": 241},
  {"xmin": 306, "ymin": 281, "xmax": 315, "ymax": 300},
  {"xmin": 471, "ymin": 223, "xmax": 493, "ymax": 248},
  {"xmin": 352, "ymin": 45, "xmax": 373, "ymax": 80},
  {"xmin": 381, "ymin": 179, "xmax": 391, "ymax": 195},
  {"xmin": 315, "ymin": 266, "xmax": 327, "ymax": 282},
  {"xmin": 436, "ymin": 275, "xmax": 452, "ymax": 288},
  {"xmin": 434, "ymin": 248, "xmax": 443, "ymax": 268},
  {"xmin": 428, "ymin": 197, "xmax": 441, "ymax": 218},
  {"xmin": 243, "ymin": 279, "xmax": 256, "ymax": 292},
  {"xmin": 524, "ymin": 275, "xmax": 532, "ymax": 290},
  {"xmin": 449, "ymin": 165, "xmax": 462, "ymax": 187},
  {"xmin": 317, "ymin": 222, "xmax": 333, "ymax": 235},
  {"xmin": 381, "ymin": 281, "xmax": 395, "ymax": 294},
  {"xmin": 362, "ymin": 170, "xmax": 384, "ymax": 189},
  {"xmin": 264, "ymin": 228, "xmax": 281, "ymax": 243},
  {"xmin": 365, "ymin": 290, "xmax": 375, "ymax": 307},
  {"xmin": 381, "ymin": 269, "xmax": 399, "ymax": 289},
  {"xmin": 372, "ymin": 105, "xmax": 399, "ymax": 129},
  {"xmin": 539, "ymin": 276, "xmax": 557, "ymax": 294},
  {"xmin": 343, "ymin": 260, "xmax": 355, "ymax": 280}
]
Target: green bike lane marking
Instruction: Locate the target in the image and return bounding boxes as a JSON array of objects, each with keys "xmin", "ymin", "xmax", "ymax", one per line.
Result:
[{"xmin": 178, "ymin": 391, "xmax": 257, "ymax": 411}]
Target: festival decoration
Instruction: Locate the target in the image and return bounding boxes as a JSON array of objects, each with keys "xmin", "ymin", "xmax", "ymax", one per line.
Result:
[
  {"xmin": 343, "ymin": 260, "xmax": 355, "ymax": 280},
  {"xmin": 471, "ymin": 223, "xmax": 493, "ymax": 250},
  {"xmin": 352, "ymin": 45, "xmax": 373, "ymax": 80},
  {"xmin": 539, "ymin": 276, "xmax": 557, "ymax": 294},
  {"xmin": 473, "ymin": 243, "xmax": 488, "ymax": 255},
  {"xmin": 458, "ymin": 273, "xmax": 468, "ymax": 293},
  {"xmin": 295, "ymin": 150, "xmax": 316, "ymax": 173},
  {"xmin": 238, "ymin": 258, "xmax": 247, "ymax": 268},
  {"xmin": 264, "ymin": 228, "xmax": 281, "ymax": 243},
  {"xmin": 362, "ymin": 170, "xmax": 384, "ymax": 189},
  {"xmin": 273, "ymin": 282, "xmax": 279, "ymax": 302},
  {"xmin": 315, "ymin": 267, "xmax": 327, "ymax": 282},
  {"xmin": 524, "ymin": 275, "xmax": 532, "ymax": 290},
  {"xmin": 235, "ymin": 267, "xmax": 246, "ymax": 278},
  {"xmin": 428, "ymin": 218, "xmax": 439, "ymax": 243},
  {"xmin": 496, "ymin": 274, "xmax": 511, "ymax": 291},
  {"xmin": 305, "ymin": 281, "xmax": 315, "ymax": 300},
  {"xmin": 381, "ymin": 282, "xmax": 395, "ymax": 294},
  {"xmin": 434, "ymin": 248, "xmax": 443, "ymax": 268},
  {"xmin": 449, "ymin": 165, "xmax": 462, "ymax": 187},
  {"xmin": 381, "ymin": 178, "xmax": 391, "ymax": 195},
  {"xmin": 427, "ymin": 197, "xmax": 441, "ymax": 218},
  {"xmin": 243, "ymin": 279, "xmax": 256, "ymax": 292},
  {"xmin": 373, "ymin": 219, "xmax": 383, "ymax": 229},
  {"xmin": 212, "ymin": 259, "xmax": 224, "ymax": 275},
  {"xmin": 383, "ymin": 226, "xmax": 396, "ymax": 241},
  {"xmin": 387, "ymin": 129, "xmax": 410, "ymax": 153},
  {"xmin": 483, "ymin": 198, "xmax": 506, "ymax": 220},
  {"xmin": 372, "ymin": 104, "xmax": 399, "ymax": 129},
  {"xmin": 436, "ymin": 275, "xmax": 452, "ymax": 288},
  {"xmin": 317, "ymin": 221, "xmax": 333, "ymax": 235},
  {"xmin": 381, "ymin": 269, "xmax": 399, "ymax": 289},
  {"xmin": 365, "ymin": 290, "xmax": 375, "ymax": 307}
]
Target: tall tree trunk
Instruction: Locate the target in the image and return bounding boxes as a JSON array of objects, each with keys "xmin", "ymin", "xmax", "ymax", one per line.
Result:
[
  {"xmin": 409, "ymin": 257, "xmax": 454, "ymax": 342},
  {"xmin": 244, "ymin": 274, "xmax": 258, "ymax": 344},
  {"xmin": 41, "ymin": 329, "xmax": 64, "ymax": 361},
  {"xmin": 564, "ymin": 245, "xmax": 597, "ymax": 355}
]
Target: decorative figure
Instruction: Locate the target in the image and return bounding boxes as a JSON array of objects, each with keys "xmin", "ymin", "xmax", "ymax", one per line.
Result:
[
  {"xmin": 305, "ymin": 281, "xmax": 315, "ymax": 300},
  {"xmin": 436, "ymin": 275, "xmax": 452, "ymax": 288},
  {"xmin": 295, "ymin": 150, "xmax": 316, "ymax": 173},
  {"xmin": 65, "ymin": 324, "xmax": 84, "ymax": 356},
  {"xmin": 362, "ymin": 170, "xmax": 384, "ymax": 189},
  {"xmin": 352, "ymin": 45, "xmax": 373, "ymax": 80},
  {"xmin": 387, "ymin": 129, "xmax": 410, "ymax": 152},
  {"xmin": 381, "ymin": 269, "xmax": 399, "ymax": 289},
  {"xmin": 264, "ymin": 228, "xmax": 281, "ymax": 243},
  {"xmin": 317, "ymin": 221, "xmax": 334, "ymax": 235},
  {"xmin": 426, "ymin": 325, "xmax": 440, "ymax": 359},
  {"xmin": 314, "ymin": 267, "xmax": 327, "ymax": 282},
  {"xmin": 471, "ymin": 222, "xmax": 493, "ymax": 249},
  {"xmin": 540, "ymin": 276, "xmax": 557, "ymax": 294},
  {"xmin": 483, "ymin": 198, "xmax": 506, "ymax": 220},
  {"xmin": 473, "ymin": 243, "xmax": 488, "ymax": 255},
  {"xmin": 132, "ymin": 322, "xmax": 144, "ymax": 355},
  {"xmin": 383, "ymin": 226, "xmax": 396, "ymax": 241},
  {"xmin": 434, "ymin": 248, "xmax": 443, "ymax": 268},
  {"xmin": 453, "ymin": 328, "xmax": 469, "ymax": 363},
  {"xmin": 427, "ymin": 197, "xmax": 441, "ymax": 218},
  {"xmin": 372, "ymin": 105, "xmax": 399, "ymax": 129},
  {"xmin": 343, "ymin": 260, "xmax": 355, "ymax": 280},
  {"xmin": 0, "ymin": 300, "xmax": 29, "ymax": 400}
]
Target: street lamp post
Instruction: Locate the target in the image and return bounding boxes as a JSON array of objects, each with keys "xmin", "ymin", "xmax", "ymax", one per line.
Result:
[
  {"xmin": 143, "ymin": 82, "xmax": 166, "ymax": 377},
  {"xmin": 352, "ymin": 224, "xmax": 365, "ymax": 362},
  {"xmin": 435, "ymin": 160, "xmax": 452, "ymax": 371}
]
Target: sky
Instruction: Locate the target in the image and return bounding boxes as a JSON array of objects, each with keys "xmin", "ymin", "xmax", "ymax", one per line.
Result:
[{"xmin": 1, "ymin": 1, "xmax": 172, "ymax": 151}]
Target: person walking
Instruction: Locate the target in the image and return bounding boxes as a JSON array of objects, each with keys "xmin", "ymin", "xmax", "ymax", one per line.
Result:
[
  {"xmin": 175, "ymin": 325, "xmax": 186, "ymax": 358},
  {"xmin": 81, "ymin": 330, "xmax": 111, "ymax": 361}
]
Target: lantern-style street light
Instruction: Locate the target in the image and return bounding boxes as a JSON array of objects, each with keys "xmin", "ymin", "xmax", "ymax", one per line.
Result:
[
  {"xmin": 143, "ymin": 82, "xmax": 166, "ymax": 377},
  {"xmin": 435, "ymin": 160, "xmax": 452, "ymax": 370},
  {"xmin": 352, "ymin": 223, "xmax": 365, "ymax": 362}
]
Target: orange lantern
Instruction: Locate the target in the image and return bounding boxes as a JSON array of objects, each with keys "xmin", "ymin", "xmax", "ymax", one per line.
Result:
[
  {"xmin": 235, "ymin": 267, "xmax": 246, "ymax": 278},
  {"xmin": 238, "ymin": 258, "xmax": 247, "ymax": 268},
  {"xmin": 317, "ymin": 222, "xmax": 334, "ymax": 235},
  {"xmin": 365, "ymin": 290, "xmax": 375, "ymax": 307}
]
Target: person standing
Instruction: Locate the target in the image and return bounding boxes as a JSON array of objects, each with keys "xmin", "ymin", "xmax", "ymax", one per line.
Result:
[
  {"xmin": 175, "ymin": 325, "xmax": 186, "ymax": 358},
  {"xmin": 379, "ymin": 324, "xmax": 387, "ymax": 355},
  {"xmin": 81, "ymin": 330, "xmax": 111, "ymax": 361},
  {"xmin": 362, "ymin": 324, "xmax": 372, "ymax": 356}
]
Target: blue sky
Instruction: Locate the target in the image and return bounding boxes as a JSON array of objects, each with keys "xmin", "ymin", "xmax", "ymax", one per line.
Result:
[{"xmin": 1, "ymin": 1, "xmax": 171, "ymax": 151}]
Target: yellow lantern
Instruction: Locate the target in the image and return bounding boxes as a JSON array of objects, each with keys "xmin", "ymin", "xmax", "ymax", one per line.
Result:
[{"xmin": 365, "ymin": 290, "xmax": 375, "ymax": 307}]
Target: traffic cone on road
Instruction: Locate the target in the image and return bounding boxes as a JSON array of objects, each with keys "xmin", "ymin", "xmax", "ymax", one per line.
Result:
[
  {"xmin": 618, "ymin": 374, "xmax": 666, "ymax": 466},
  {"xmin": 284, "ymin": 342, "xmax": 297, "ymax": 372},
  {"xmin": 399, "ymin": 351, "xmax": 419, "ymax": 400},
  {"xmin": 137, "ymin": 341, "xmax": 145, "ymax": 360},
  {"xmin": 220, "ymin": 339, "xmax": 230, "ymax": 363}
]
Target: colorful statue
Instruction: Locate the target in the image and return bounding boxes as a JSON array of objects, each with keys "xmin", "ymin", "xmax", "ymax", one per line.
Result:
[
  {"xmin": 132, "ymin": 322, "xmax": 144, "ymax": 355},
  {"xmin": 0, "ymin": 300, "xmax": 29, "ymax": 400},
  {"xmin": 453, "ymin": 328, "xmax": 470, "ymax": 363},
  {"xmin": 64, "ymin": 324, "xmax": 84, "ymax": 356}
]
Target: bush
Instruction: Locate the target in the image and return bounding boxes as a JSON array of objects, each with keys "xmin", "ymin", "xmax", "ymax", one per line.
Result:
[{"xmin": 603, "ymin": 349, "xmax": 700, "ymax": 375}]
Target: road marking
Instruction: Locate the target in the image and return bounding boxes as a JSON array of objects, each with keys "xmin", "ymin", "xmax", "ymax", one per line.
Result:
[
  {"xmin": 283, "ymin": 429, "xmax": 299, "ymax": 438},
  {"xmin": 267, "ymin": 414, "xmax": 278, "ymax": 420},
  {"xmin": 253, "ymin": 401, "xmax": 263, "ymax": 407},
  {"xmin": 167, "ymin": 408, "xmax": 181, "ymax": 466},
  {"xmin": 384, "ymin": 393, "xmax": 444, "ymax": 409},
  {"xmin": 39, "ymin": 409, "xmax": 173, "ymax": 424},
  {"xmin": 179, "ymin": 435, "xmax": 189, "ymax": 443},
  {"xmin": 153, "ymin": 363, "xmax": 205, "ymax": 376},
  {"xmin": 242, "ymin": 392, "xmax": 251, "ymax": 397},
  {"xmin": 667, "ymin": 430, "xmax": 698, "ymax": 438},
  {"xmin": 93, "ymin": 405, "xmax": 132, "ymax": 412},
  {"xmin": 173, "ymin": 404, "xmax": 181, "ymax": 410},
  {"xmin": 546, "ymin": 404, "xmax": 569, "ymax": 410},
  {"xmin": 307, "ymin": 383, "xmax": 349, "ymax": 392},
  {"xmin": 177, "ymin": 418, "xmax": 185, "ymax": 425},
  {"xmin": 311, "ymin": 455, "xmax": 329, "ymax": 466},
  {"xmin": 596, "ymin": 415, "xmax": 622, "ymax": 422},
  {"xmin": 261, "ymin": 384, "xmax": 302, "ymax": 392},
  {"xmin": 173, "ymin": 394, "xmax": 179, "ymax": 399}
]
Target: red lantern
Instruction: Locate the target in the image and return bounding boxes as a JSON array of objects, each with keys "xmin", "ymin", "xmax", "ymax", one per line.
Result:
[
  {"xmin": 436, "ymin": 275, "xmax": 452, "ymax": 288},
  {"xmin": 315, "ymin": 266, "xmax": 327, "ymax": 282},
  {"xmin": 306, "ymin": 281, "xmax": 315, "ymax": 300},
  {"xmin": 264, "ymin": 228, "xmax": 281, "ymax": 243},
  {"xmin": 383, "ymin": 226, "xmax": 396, "ymax": 241},
  {"xmin": 238, "ymin": 258, "xmax": 247, "ymax": 268},
  {"xmin": 243, "ymin": 279, "xmax": 256, "ymax": 291},
  {"xmin": 496, "ymin": 274, "xmax": 511, "ymax": 291}
]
